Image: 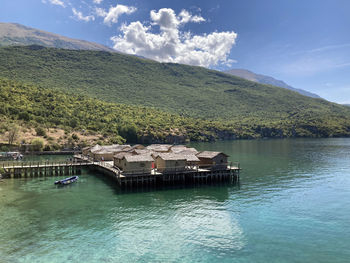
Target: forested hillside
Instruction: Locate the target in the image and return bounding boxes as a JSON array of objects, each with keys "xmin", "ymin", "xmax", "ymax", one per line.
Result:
[
  {"xmin": 0, "ymin": 45, "xmax": 350, "ymax": 144},
  {"xmin": 0, "ymin": 78, "xmax": 240, "ymax": 148}
]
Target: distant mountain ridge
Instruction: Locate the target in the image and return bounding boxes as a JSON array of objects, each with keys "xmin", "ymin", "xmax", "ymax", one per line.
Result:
[
  {"xmin": 0, "ymin": 22, "xmax": 114, "ymax": 52},
  {"xmin": 224, "ymin": 69, "xmax": 322, "ymax": 99}
]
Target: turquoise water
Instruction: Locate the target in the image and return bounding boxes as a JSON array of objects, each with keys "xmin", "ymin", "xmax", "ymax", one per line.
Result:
[{"xmin": 1, "ymin": 138, "xmax": 350, "ymax": 262}]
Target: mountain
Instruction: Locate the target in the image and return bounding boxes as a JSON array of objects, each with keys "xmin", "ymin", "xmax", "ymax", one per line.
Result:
[
  {"xmin": 0, "ymin": 22, "xmax": 114, "ymax": 52},
  {"xmin": 224, "ymin": 69, "xmax": 322, "ymax": 99},
  {"xmin": 0, "ymin": 45, "xmax": 350, "ymax": 139}
]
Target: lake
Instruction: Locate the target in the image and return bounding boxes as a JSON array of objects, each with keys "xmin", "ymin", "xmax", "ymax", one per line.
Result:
[{"xmin": 0, "ymin": 138, "xmax": 349, "ymax": 262}]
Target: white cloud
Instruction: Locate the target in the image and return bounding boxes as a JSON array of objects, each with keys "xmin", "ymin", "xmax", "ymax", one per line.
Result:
[
  {"xmin": 95, "ymin": 7, "xmax": 107, "ymax": 17},
  {"xmin": 42, "ymin": 0, "xmax": 65, "ymax": 8},
  {"xmin": 103, "ymin": 4, "xmax": 137, "ymax": 25},
  {"xmin": 178, "ymin": 9, "xmax": 192, "ymax": 24},
  {"xmin": 72, "ymin": 8, "xmax": 95, "ymax": 22},
  {"xmin": 178, "ymin": 9, "xmax": 205, "ymax": 24},
  {"xmin": 191, "ymin": 15, "xmax": 206, "ymax": 23},
  {"xmin": 93, "ymin": 0, "xmax": 103, "ymax": 4},
  {"xmin": 111, "ymin": 8, "xmax": 237, "ymax": 68}
]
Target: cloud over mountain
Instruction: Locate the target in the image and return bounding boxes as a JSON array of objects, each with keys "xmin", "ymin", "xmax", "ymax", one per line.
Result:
[
  {"xmin": 111, "ymin": 8, "xmax": 237, "ymax": 68},
  {"xmin": 96, "ymin": 4, "xmax": 137, "ymax": 25}
]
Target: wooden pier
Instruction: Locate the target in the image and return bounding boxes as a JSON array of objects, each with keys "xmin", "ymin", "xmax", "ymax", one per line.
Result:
[
  {"xmin": 0, "ymin": 156, "xmax": 240, "ymax": 188},
  {"xmin": 0, "ymin": 161, "xmax": 92, "ymax": 178},
  {"xmin": 74, "ymin": 155, "xmax": 240, "ymax": 188}
]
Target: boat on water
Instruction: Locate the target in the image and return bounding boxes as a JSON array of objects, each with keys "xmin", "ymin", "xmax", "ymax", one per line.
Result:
[
  {"xmin": 54, "ymin": 176, "xmax": 79, "ymax": 185},
  {"xmin": 1, "ymin": 152, "xmax": 23, "ymax": 160}
]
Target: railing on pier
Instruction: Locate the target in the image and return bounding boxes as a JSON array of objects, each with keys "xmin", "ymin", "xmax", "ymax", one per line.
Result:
[
  {"xmin": 1, "ymin": 160, "xmax": 92, "ymax": 169},
  {"xmin": 0, "ymin": 159, "xmax": 94, "ymax": 179}
]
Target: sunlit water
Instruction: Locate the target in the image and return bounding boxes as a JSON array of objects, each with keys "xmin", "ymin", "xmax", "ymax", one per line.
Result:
[{"xmin": 0, "ymin": 139, "xmax": 349, "ymax": 262}]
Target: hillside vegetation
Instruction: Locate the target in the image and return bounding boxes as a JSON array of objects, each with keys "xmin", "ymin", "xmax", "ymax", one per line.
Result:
[
  {"xmin": 0, "ymin": 78, "xmax": 240, "ymax": 148},
  {"xmin": 0, "ymin": 45, "xmax": 350, "ymax": 141}
]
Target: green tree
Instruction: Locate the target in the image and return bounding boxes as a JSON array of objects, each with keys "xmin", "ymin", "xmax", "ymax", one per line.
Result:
[
  {"xmin": 31, "ymin": 138, "xmax": 44, "ymax": 152},
  {"xmin": 118, "ymin": 124, "xmax": 138, "ymax": 143},
  {"xmin": 7, "ymin": 124, "xmax": 19, "ymax": 145},
  {"xmin": 18, "ymin": 112, "xmax": 31, "ymax": 121},
  {"xmin": 35, "ymin": 127, "xmax": 46, "ymax": 137}
]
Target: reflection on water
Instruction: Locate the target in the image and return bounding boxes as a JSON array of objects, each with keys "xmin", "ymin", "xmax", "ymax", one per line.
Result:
[{"xmin": 1, "ymin": 139, "xmax": 350, "ymax": 262}]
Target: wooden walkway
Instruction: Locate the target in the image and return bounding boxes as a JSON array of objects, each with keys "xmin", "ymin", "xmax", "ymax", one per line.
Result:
[{"xmin": 1, "ymin": 161, "xmax": 93, "ymax": 178}]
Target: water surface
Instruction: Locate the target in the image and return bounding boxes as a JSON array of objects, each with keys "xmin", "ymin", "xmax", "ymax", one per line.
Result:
[{"xmin": 1, "ymin": 139, "xmax": 349, "ymax": 262}]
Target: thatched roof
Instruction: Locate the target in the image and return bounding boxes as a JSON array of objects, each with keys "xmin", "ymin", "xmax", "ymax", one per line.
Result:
[
  {"xmin": 170, "ymin": 146, "xmax": 196, "ymax": 153},
  {"xmin": 174, "ymin": 149, "xmax": 199, "ymax": 155},
  {"xmin": 131, "ymin": 144, "xmax": 145, "ymax": 150},
  {"xmin": 91, "ymin": 144, "xmax": 132, "ymax": 154},
  {"xmin": 156, "ymin": 153, "xmax": 187, "ymax": 161},
  {"xmin": 94, "ymin": 150, "xmax": 115, "ymax": 155},
  {"xmin": 146, "ymin": 144, "xmax": 172, "ymax": 152},
  {"xmin": 196, "ymin": 151, "xmax": 228, "ymax": 159},
  {"xmin": 90, "ymin": 144, "xmax": 102, "ymax": 153},
  {"xmin": 133, "ymin": 149, "xmax": 153, "ymax": 155},
  {"xmin": 114, "ymin": 152, "xmax": 133, "ymax": 159},
  {"xmin": 182, "ymin": 154, "xmax": 200, "ymax": 162},
  {"xmin": 170, "ymin": 145, "xmax": 186, "ymax": 149},
  {"xmin": 124, "ymin": 154, "xmax": 154, "ymax": 162}
]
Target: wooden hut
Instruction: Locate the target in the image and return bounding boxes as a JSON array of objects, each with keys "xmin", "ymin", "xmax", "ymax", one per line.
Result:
[
  {"xmin": 113, "ymin": 152, "xmax": 133, "ymax": 168},
  {"xmin": 196, "ymin": 151, "xmax": 228, "ymax": 170},
  {"xmin": 155, "ymin": 153, "xmax": 187, "ymax": 173},
  {"xmin": 116, "ymin": 154, "xmax": 154, "ymax": 174},
  {"xmin": 89, "ymin": 144, "xmax": 102, "ymax": 156},
  {"xmin": 182, "ymin": 154, "xmax": 200, "ymax": 167},
  {"xmin": 92, "ymin": 149, "xmax": 115, "ymax": 161},
  {"xmin": 90, "ymin": 144, "xmax": 132, "ymax": 161}
]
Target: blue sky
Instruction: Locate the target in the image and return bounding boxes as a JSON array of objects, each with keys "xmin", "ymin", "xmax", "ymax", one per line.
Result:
[{"xmin": 1, "ymin": 0, "xmax": 350, "ymax": 104}]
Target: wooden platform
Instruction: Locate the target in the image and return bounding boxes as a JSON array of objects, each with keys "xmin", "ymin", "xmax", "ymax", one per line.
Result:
[
  {"xmin": 1, "ymin": 161, "xmax": 92, "ymax": 178},
  {"xmin": 115, "ymin": 167, "xmax": 240, "ymax": 188},
  {"xmin": 0, "ymin": 156, "xmax": 241, "ymax": 188}
]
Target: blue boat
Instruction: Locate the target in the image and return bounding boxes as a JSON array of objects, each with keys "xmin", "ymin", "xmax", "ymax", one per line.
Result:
[{"xmin": 54, "ymin": 176, "xmax": 79, "ymax": 185}]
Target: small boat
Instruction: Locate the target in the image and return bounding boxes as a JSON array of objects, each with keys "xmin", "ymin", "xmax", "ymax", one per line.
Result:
[{"xmin": 54, "ymin": 176, "xmax": 79, "ymax": 185}]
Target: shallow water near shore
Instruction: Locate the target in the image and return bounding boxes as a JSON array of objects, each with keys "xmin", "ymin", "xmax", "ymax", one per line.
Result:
[{"xmin": 1, "ymin": 138, "xmax": 350, "ymax": 262}]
